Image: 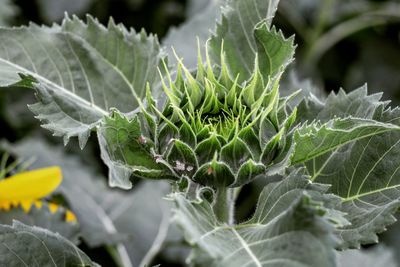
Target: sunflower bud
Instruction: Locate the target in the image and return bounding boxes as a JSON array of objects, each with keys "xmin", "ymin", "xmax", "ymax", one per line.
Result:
[{"xmin": 132, "ymin": 43, "xmax": 297, "ymax": 188}]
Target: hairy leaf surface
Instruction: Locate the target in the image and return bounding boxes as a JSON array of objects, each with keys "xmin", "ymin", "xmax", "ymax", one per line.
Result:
[
  {"xmin": 297, "ymin": 86, "xmax": 400, "ymax": 248},
  {"xmin": 173, "ymin": 169, "xmax": 340, "ymax": 266},
  {"xmin": 292, "ymin": 117, "xmax": 400, "ymax": 165},
  {"xmin": 0, "ymin": 221, "xmax": 98, "ymax": 266},
  {"xmin": 0, "ymin": 15, "xmax": 167, "ymax": 147},
  {"xmin": 209, "ymin": 0, "xmax": 294, "ymax": 82},
  {"xmin": 97, "ymin": 111, "xmax": 175, "ymax": 188}
]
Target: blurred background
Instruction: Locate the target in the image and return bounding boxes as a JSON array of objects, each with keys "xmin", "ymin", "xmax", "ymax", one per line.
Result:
[{"xmin": 0, "ymin": 0, "xmax": 400, "ymax": 266}]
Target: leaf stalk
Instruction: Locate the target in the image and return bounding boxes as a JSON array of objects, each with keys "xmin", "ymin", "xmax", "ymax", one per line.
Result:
[{"xmin": 213, "ymin": 187, "xmax": 235, "ymax": 225}]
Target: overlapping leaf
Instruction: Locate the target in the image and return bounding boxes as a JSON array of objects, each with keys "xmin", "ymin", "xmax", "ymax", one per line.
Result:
[
  {"xmin": 296, "ymin": 86, "xmax": 400, "ymax": 248},
  {"xmin": 0, "ymin": 221, "xmax": 98, "ymax": 266},
  {"xmin": 97, "ymin": 110, "xmax": 176, "ymax": 189},
  {"xmin": 172, "ymin": 169, "xmax": 341, "ymax": 266},
  {"xmin": 209, "ymin": 0, "xmax": 294, "ymax": 82},
  {"xmin": 0, "ymin": 15, "xmax": 167, "ymax": 147},
  {"xmin": 291, "ymin": 117, "xmax": 400, "ymax": 165}
]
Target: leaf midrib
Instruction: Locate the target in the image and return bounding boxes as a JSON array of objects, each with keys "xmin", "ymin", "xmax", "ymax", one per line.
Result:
[
  {"xmin": 0, "ymin": 57, "xmax": 108, "ymax": 116},
  {"xmin": 2, "ymin": 26, "xmax": 146, "ymax": 115},
  {"xmin": 293, "ymin": 123, "xmax": 400, "ymax": 164},
  {"xmin": 342, "ymin": 184, "xmax": 400, "ymax": 202},
  {"xmin": 232, "ymin": 228, "xmax": 262, "ymax": 267}
]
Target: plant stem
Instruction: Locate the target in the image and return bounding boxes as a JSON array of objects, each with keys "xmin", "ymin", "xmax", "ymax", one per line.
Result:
[
  {"xmin": 105, "ymin": 245, "xmax": 131, "ymax": 267},
  {"xmin": 213, "ymin": 187, "xmax": 235, "ymax": 224}
]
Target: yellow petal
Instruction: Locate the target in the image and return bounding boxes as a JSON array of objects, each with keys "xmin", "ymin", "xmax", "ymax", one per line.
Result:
[
  {"xmin": 20, "ymin": 200, "xmax": 33, "ymax": 212},
  {"xmin": 0, "ymin": 167, "xmax": 76, "ymax": 223},
  {"xmin": 0, "ymin": 167, "xmax": 62, "ymax": 202},
  {"xmin": 65, "ymin": 210, "xmax": 77, "ymax": 223},
  {"xmin": 34, "ymin": 201, "xmax": 43, "ymax": 209},
  {"xmin": 47, "ymin": 202, "xmax": 77, "ymax": 223},
  {"xmin": 0, "ymin": 201, "xmax": 11, "ymax": 210},
  {"xmin": 47, "ymin": 202, "xmax": 58, "ymax": 213}
]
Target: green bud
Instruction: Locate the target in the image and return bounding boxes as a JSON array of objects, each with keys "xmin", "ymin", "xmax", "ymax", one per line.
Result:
[{"xmin": 134, "ymin": 43, "xmax": 296, "ymax": 188}]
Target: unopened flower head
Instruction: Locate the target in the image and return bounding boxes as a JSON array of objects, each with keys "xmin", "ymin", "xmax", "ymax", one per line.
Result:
[{"xmin": 136, "ymin": 43, "xmax": 297, "ymax": 188}]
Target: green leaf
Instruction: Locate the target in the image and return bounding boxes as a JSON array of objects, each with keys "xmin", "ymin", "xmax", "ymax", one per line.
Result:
[
  {"xmin": 62, "ymin": 15, "xmax": 165, "ymax": 101},
  {"xmin": 209, "ymin": 0, "xmax": 295, "ymax": 82},
  {"xmin": 261, "ymin": 131, "xmax": 295, "ymax": 176},
  {"xmin": 0, "ymin": 15, "xmax": 167, "ymax": 147},
  {"xmin": 297, "ymin": 86, "xmax": 382, "ymax": 123},
  {"xmin": 220, "ymin": 137, "xmax": 252, "ymax": 171},
  {"xmin": 6, "ymin": 138, "xmax": 172, "ymax": 267},
  {"xmin": 248, "ymin": 169, "xmax": 348, "ymax": 228},
  {"xmin": 179, "ymin": 122, "xmax": 197, "ymax": 147},
  {"xmin": 261, "ymin": 128, "xmax": 284, "ymax": 165},
  {"xmin": 254, "ymin": 24, "xmax": 296, "ymax": 79},
  {"xmin": 172, "ymin": 169, "xmax": 340, "ymax": 267},
  {"xmin": 298, "ymin": 87, "xmax": 400, "ymax": 248},
  {"xmin": 98, "ymin": 110, "xmax": 174, "ymax": 189},
  {"xmin": 28, "ymin": 80, "xmax": 104, "ymax": 149},
  {"xmin": 0, "ymin": 204, "xmax": 79, "ymax": 244},
  {"xmin": 238, "ymin": 127, "xmax": 262, "ymax": 159},
  {"xmin": 167, "ymin": 139, "xmax": 198, "ymax": 174},
  {"xmin": 195, "ymin": 134, "xmax": 222, "ymax": 165},
  {"xmin": 193, "ymin": 158, "xmax": 235, "ymax": 187},
  {"xmin": 233, "ymin": 159, "xmax": 265, "ymax": 187},
  {"xmin": 0, "ymin": 221, "xmax": 98, "ymax": 266},
  {"xmin": 292, "ymin": 117, "xmax": 400, "ymax": 165}
]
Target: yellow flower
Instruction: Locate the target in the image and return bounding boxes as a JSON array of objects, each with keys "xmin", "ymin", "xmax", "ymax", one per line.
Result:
[{"xmin": 0, "ymin": 166, "xmax": 76, "ymax": 222}]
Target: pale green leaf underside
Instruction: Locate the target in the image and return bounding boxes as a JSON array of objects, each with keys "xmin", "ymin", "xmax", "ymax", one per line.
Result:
[
  {"xmin": 0, "ymin": 221, "xmax": 98, "ymax": 267},
  {"xmin": 173, "ymin": 170, "xmax": 338, "ymax": 267},
  {"xmin": 0, "ymin": 15, "xmax": 166, "ymax": 147},
  {"xmin": 298, "ymin": 86, "xmax": 400, "ymax": 248}
]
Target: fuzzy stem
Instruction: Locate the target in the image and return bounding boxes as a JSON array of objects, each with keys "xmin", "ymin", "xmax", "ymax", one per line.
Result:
[{"xmin": 213, "ymin": 187, "xmax": 235, "ymax": 224}]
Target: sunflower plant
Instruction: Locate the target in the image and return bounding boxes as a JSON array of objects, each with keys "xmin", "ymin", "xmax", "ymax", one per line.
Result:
[{"xmin": 1, "ymin": 0, "xmax": 400, "ymax": 266}]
